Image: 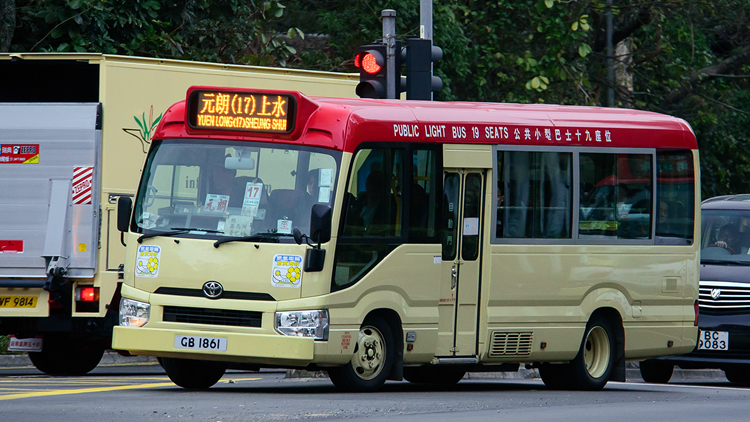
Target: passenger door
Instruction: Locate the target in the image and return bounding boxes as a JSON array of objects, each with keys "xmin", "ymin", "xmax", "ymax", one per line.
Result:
[{"xmin": 436, "ymin": 170, "xmax": 485, "ymax": 357}]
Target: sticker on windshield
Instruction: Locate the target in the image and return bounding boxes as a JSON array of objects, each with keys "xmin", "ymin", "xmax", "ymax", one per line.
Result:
[
  {"xmin": 277, "ymin": 219, "xmax": 292, "ymax": 234},
  {"xmin": 204, "ymin": 194, "xmax": 229, "ymax": 212},
  {"xmin": 272, "ymin": 254, "xmax": 303, "ymax": 288},
  {"xmin": 226, "ymin": 215, "xmax": 253, "ymax": 237},
  {"xmin": 135, "ymin": 245, "xmax": 161, "ymax": 278},
  {"xmin": 242, "ymin": 183, "xmax": 263, "ymax": 216}
]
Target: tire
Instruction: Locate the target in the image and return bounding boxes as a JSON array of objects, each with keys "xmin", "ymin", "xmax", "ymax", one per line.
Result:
[
  {"xmin": 539, "ymin": 362, "xmax": 572, "ymax": 390},
  {"xmin": 403, "ymin": 366, "xmax": 466, "ymax": 385},
  {"xmin": 327, "ymin": 315, "xmax": 395, "ymax": 392},
  {"xmin": 28, "ymin": 333, "xmax": 105, "ymax": 376},
  {"xmin": 639, "ymin": 359, "xmax": 674, "ymax": 384},
  {"xmin": 724, "ymin": 367, "xmax": 750, "ymax": 384},
  {"xmin": 540, "ymin": 315, "xmax": 616, "ymax": 391},
  {"xmin": 161, "ymin": 357, "xmax": 227, "ymax": 389}
]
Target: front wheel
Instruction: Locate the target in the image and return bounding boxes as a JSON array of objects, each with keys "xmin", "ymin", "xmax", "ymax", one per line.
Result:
[
  {"xmin": 639, "ymin": 359, "xmax": 674, "ymax": 384},
  {"xmin": 327, "ymin": 315, "xmax": 395, "ymax": 392},
  {"xmin": 161, "ymin": 357, "xmax": 227, "ymax": 389}
]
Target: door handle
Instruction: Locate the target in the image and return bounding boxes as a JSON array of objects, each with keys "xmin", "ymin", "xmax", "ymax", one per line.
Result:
[{"xmin": 451, "ymin": 266, "xmax": 457, "ymax": 290}]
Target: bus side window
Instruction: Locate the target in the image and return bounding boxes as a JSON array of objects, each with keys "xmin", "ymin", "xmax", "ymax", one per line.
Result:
[
  {"xmin": 579, "ymin": 153, "xmax": 653, "ymax": 240},
  {"xmin": 496, "ymin": 150, "xmax": 571, "ymax": 240},
  {"xmin": 334, "ymin": 147, "xmax": 404, "ymax": 289},
  {"xmin": 410, "ymin": 148, "xmax": 439, "ymax": 242}
]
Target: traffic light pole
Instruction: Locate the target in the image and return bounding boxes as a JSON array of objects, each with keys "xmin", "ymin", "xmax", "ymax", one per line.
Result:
[
  {"xmin": 382, "ymin": 9, "xmax": 397, "ymax": 99},
  {"xmin": 420, "ymin": 0, "xmax": 433, "ymax": 100}
]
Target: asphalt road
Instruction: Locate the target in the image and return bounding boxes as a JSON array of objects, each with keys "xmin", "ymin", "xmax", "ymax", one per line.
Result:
[{"xmin": 1, "ymin": 361, "xmax": 749, "ymax": 422}]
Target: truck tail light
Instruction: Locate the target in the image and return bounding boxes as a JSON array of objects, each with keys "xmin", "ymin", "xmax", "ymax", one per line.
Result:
[
  {"xmin": 76, "ymin": 287, "xmax": 99, "ymax": 302},
  {"xmin": 75, "ymin": 286, "xmax": 100, "ymax": 313}
]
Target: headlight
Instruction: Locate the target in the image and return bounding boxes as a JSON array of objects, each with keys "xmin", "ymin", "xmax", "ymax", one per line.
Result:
[
  {"xmin": 119, "ymin": 297, "xmax": 150, "ymax": 327},
  {"xmin": 275, "ymin": 310, "xmax": 329, "ymax": 340}
]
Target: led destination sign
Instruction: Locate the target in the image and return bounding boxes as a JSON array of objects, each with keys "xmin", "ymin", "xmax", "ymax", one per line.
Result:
[{"xmin": 187, "ymin": 90, "xmax": 295, "ymax": 134}]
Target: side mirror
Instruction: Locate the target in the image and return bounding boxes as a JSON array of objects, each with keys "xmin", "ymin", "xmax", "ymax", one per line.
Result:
[
  {"xmin": 309, "ymin": 204, "xmax": 332, "ymax": 244},
  {"xmin": 117, "ymin": 196, "xmax": 133, "ymax": 233}
]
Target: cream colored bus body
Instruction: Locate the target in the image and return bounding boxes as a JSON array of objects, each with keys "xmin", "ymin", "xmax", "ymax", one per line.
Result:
[{"xmin": 114, "ymin": 141, "xmax": 698, "ymax": 369}]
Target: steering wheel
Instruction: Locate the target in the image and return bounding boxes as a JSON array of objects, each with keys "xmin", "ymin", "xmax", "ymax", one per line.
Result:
[{"xmin": 143, "ymin": 185, "xmax": 158, "ymax": 208}]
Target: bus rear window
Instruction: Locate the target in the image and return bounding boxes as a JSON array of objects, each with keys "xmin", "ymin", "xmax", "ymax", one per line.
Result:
[{"xmin": 655, "ymin": 150, "xmax": 695, "ymax": 245}]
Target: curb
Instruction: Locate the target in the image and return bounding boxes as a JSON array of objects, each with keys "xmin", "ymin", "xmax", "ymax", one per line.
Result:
[
  {"xmin": 0, "ymin": 352, "xmax": 156, "ymax": 368},
  {"xmin": 286, "ymin": 366, "xmax": 727, "ymax": 382}
]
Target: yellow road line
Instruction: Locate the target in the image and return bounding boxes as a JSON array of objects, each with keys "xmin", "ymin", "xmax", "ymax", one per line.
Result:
[
  {"xmin": 0, "ymin": 376, "xmax": 171, "ymax": 383},
  {"xmin": 0, "ymin": 381, "xmax": 177, "ymax": 401},
  {"xmin": 0, "ymin": 377, "xmax": 261, "ymax": 401}
]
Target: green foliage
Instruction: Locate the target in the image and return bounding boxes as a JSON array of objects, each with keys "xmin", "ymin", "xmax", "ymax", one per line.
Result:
[
  {"xmin": 11, "ymin": 0, "xmax": 301, "ymax": 65},
  {"xmin": 8, "ymin": 0, "xmax": 750, "ymax": 197},
  {"xmin": 281, "ymin": 0, "xmax": 750, "ymax": 197}
]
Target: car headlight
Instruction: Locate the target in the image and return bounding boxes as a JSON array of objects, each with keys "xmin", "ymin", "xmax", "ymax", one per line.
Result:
[
  {"xmin": 275, "ymin": 310, "xmax": 329, "ymax": 340},
  {"xmin": 119, "ymin": 297, "xmax": 150, "ymax": 327}
]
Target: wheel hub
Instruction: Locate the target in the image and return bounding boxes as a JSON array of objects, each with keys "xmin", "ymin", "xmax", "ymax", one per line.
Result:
[{"xmin": 350, "ymin": 326, "xmax": 385, "ymax": 380}]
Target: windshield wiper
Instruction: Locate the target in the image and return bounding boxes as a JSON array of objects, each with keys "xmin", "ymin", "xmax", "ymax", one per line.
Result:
[
  {"xmin": 213, "ymin": 232, "xmax": 294, "ymax": 248},
  {"xmin": 701, "ymin": 259, "xmax": 750, "ymax": 266},
  {"xmin": 137, "ymin": 227, "xmax": 223, "ymax": 243}
]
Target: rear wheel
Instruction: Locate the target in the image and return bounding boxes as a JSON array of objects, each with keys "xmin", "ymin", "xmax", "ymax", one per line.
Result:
[
  {"xmin": 28, "ymin": 333, "xmax": 105, "ymax": 376},
  {"xmin": 540, "ymin": 315, "xmax": 616, "ymax": 390},
  {"xmin": 327, "ymin": 315, "xmax": 395, "ymax": 392},
  {"xmin": 539, "ymin": 362, "xmax": 572, "ymax": 390},
  {"xmin": 403, "ymin": 366, "xmax": 466, "ymax": 385},
  {"xmin": 161, "ymin": 357, "xmax": 227, "ymax": 389},
  {"xmin": 639, "ymin": 360, "xmax": 674, "ymax": 384}
]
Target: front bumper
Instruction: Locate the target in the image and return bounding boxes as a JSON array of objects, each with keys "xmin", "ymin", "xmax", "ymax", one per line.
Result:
[{"xmin": 113, "ymin": 325, "xmax": 314, "ymax": 366}]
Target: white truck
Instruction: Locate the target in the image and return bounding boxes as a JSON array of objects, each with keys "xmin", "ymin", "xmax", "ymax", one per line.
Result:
[{"xmin": 0, "ymin": 53, "xmax": 357, "ymax": 374}]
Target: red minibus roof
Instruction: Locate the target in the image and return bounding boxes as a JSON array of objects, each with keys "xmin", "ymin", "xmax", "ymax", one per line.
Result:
[{"xmin": 152, "ymin": 88, "xmax": 697, "ymax": 152}]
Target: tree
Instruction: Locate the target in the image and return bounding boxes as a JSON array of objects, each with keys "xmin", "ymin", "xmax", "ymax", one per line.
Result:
[
  {"xmin": 7, "ymin": 0, "xmax": 750, "ymax": 196},
  {"xmin": 281, "ymin": 0, "xmax": 750, "ymax": 197},
  {"xmin": 10, "ymin": 0, "xmax": 302, "ymax": 66}
]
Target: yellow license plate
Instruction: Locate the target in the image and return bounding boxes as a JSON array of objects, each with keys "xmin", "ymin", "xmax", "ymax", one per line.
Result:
[{"xmin": 0, "ymin": 296, "xmax": 37, "ymax": 308}]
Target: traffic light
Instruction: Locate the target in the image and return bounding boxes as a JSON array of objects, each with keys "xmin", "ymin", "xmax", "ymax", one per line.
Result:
[
  {"xmin": 403, "ymin": 38, "xmax": 443, "ymax": 100},
  {"xmin": 355, "ymin": 44, "xmax": 387, "ymax": 99}
]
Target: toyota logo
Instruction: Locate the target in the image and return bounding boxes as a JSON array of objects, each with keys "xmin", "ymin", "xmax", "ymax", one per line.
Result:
[
  {"xmin": 203, "ymin": 281, "xmax": 224, "ymax": 299},
  {"xmin": 711, "ymin": 288, "xmax": 722, "ymax": 300}
]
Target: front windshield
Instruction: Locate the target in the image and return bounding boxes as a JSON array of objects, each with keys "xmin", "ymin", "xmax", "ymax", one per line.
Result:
[
  {"xmin": 134, "ymin": 139, "xmax": 340, "ymax": 240},
  {"xmin": 701, "ymin": 209, "xmax": 750, "ymax": 263}
]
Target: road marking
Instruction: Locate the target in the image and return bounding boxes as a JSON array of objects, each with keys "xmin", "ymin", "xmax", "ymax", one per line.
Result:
[
  {"xmin": 0, "ymin": 377, "xmax": 262, "ymax": 401},
  {"xmin": 0, "ymin": 381, "xmax": 177, "ymax": 401}
]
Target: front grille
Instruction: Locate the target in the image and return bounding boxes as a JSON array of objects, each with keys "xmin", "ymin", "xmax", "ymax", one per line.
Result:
[
  {"xmin": 699, "ymin": 281, "xmax": 750, "ymax": 314},
  {"xmin": 489, "ymin": 331, "xmax": 533, "ymax": 357},
  {"xmin": 163, "ymin": 306, "xmax": 262, "ymax": 327}
]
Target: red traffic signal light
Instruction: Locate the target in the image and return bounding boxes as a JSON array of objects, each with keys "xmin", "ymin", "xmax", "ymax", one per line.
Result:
[
  {"xmin": 355, "ymin": 51, "xmax": 383, "ymax": 74},
  {"xmin": 355, "ymin": 44, "xmax": 387, "ymax": 99}
]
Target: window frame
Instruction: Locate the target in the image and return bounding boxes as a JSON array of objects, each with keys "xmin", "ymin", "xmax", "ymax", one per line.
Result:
[{"xmin": 491, "ymin": 145, "xmax": 658, "ymax": 245}]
